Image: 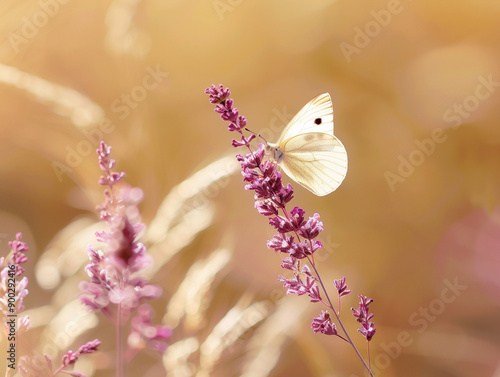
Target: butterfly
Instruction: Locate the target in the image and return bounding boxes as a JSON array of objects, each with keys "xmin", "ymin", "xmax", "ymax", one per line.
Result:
[{"xmin": 264, "ymin": 93, "xmax": 348, "ymax": 196}]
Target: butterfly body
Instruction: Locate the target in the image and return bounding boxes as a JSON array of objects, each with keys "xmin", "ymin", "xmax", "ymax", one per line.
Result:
[
  {"xmin": 264, "ymin": 93, "xmax": 348, "ymax": 196},
  {"xmin": 265, "ymin": 142, "xmax": 285, "ymax": 163}
]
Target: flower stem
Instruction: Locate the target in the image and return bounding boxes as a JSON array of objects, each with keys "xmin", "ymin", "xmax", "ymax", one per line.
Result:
[
  {"xmin": 367, "ymin": 340, "xmax": 371, "ymax": 369},
  {"xmin": 117, "ymin": 304, "xmax": 124, "ymax": 377},
  {"xmin": 273, "ymin": 158, "xmax": 373, "ymax": 377},
  {"xmin": 308, "ymin": 261, "xmax": 374, "ymax": 377}
]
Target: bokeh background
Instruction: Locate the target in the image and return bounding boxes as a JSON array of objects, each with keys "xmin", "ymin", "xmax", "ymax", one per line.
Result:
[{"xmin": 1, "ymin": 0, "xmax": 500, "ymax": 376}]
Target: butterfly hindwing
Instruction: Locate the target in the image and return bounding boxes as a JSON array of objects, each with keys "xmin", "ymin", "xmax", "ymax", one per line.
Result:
[
  {"xmin": 278, "ymin": 93, "xmax": 334, "ymax": 144},
  {"xmin": 279, "ymin": 132, "xmax": 348, "ymax": 196}
]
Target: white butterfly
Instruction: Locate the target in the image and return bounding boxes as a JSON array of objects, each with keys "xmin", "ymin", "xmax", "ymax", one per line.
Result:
[{"xmin": 265, "ymin": 93, "xmax": 348, "ymax": 196}]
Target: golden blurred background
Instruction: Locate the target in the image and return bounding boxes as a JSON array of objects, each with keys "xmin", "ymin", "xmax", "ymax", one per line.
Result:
[{"xmin": 1, "ymin": 0, "xmax": 500, "ymax": 376}]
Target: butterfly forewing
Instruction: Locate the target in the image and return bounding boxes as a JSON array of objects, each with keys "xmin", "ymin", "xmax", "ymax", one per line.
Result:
[
  {"xmin": 278, "ymin": 93, "xmax": 334, "ymax": 144},
  {"xmin": 279, "ymin": 133, "xmax": 348, "ymax": 196}
]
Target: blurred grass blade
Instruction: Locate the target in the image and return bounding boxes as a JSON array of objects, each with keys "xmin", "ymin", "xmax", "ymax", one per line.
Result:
[
  {"xmin": 240, "ymin": 299, "xmax": 309, "ymax": 377},
  {"xmin": 0, "ymin": 63, "xmax": 103, "ymax": 127},
  {"xmin": 163, "ymin": 247, "xmax": 233, "ymax": 329},
  {"xmin": 145, "ymin": 153, "xmax": 239, "ymax": 242}
]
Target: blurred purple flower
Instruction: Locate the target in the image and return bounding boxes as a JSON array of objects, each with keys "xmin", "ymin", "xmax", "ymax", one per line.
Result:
[
  {"xmin": 61, "ymin": 339, "xmax": 101, "ymax": 367},
  {"xmin": 20, "ymin": 339, "xmax": 103, "ymax": 377},
  {"xmin": 1, "ymin": 233, "xmax": 30, "ymax": 335},
  {"xmin": 80, "ymin": 141, "xmax": 171, "ymax": 354},
  {"xmin": 5, "ymin": 235, "xmax": 101, "ymax": 377},
  {"xmin": 128, "ymin": 304, "xmax": 172, "ymax": 353}
]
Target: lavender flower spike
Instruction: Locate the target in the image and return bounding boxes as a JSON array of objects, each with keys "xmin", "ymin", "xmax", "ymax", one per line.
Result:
[
  {"xmin": 206, "ymin": 85, "xmax": 375, "ymax": 377},
  {"xmin": 80, "ymin": 141, "xmax": 171, "ymax": 368}
]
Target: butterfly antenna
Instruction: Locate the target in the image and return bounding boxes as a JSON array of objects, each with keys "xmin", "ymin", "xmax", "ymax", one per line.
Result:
[{"xmin": 245, "ymin": 127, "xmax": 268, "ymax": 144}]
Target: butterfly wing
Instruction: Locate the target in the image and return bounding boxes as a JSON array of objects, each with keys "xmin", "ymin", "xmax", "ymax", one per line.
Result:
[
  {"xmin": 278, "ymin": 93, "xmax": 334, "ymax": 144},
  {"xmin": 279, "ymin": 132, "xmax": 348, "ymax": 196}
]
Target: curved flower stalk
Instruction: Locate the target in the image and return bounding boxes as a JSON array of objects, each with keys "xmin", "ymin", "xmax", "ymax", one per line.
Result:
[
  {"xmin": 80, "ymin": 141, "xmax": 172, "ymax": 376},
  {"xmin": 18, "ymin": 339, "xmax": 101, "ymax": 377},
  {"xmin": 205, "ymin": 84, "xmax": 376, "ymax": 376}
]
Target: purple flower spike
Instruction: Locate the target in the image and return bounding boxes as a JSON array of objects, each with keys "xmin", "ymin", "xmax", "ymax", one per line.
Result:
[
  {"xmin": 205, "ymin": 83, "xmax": 330, "ymax": 300},
  {"xmin": 80, "ymin": 141, "xmax": 171, "ymax": 355},
  {"xmin": 206, "ymin": 85, "xmax": 376, "ymax": 376}
]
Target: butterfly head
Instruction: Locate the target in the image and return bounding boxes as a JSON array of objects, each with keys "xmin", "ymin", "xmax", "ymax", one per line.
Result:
[{"xmin": 265, "ymin": 142, "xmax": 285, "ymax": 163}]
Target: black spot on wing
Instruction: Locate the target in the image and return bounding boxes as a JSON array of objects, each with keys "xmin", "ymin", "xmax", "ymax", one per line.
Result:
[{"xmin": 314, "ymin": 118, "xmax": 322, "ymax": 125}]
